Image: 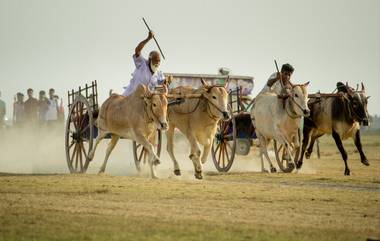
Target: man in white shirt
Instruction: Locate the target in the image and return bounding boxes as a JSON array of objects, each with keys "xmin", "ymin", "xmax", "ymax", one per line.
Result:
[
  {"xmin": 46, "ymin": 88, "xmax": 59, "ymax": 127},
  {"xmin": 123, "ymin": 30, "xmax": 165, "ymax": 96},
  {"xmin": 260, "ymin": 63, "xmax": 295, "ymax": 96}
]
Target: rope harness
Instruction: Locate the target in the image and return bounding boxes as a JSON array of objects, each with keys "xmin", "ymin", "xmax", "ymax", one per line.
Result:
[
  {"xmin": 143, "ymin": 92, "xmax": 167, "ymax": 125},
  {"xmin": 170, "ymin": 86, "xmax": 227, "ymax": 120}
]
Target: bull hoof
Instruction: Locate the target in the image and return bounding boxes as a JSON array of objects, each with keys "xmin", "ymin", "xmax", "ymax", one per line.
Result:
[
  {"xmin": 361, "ymin": 159, "xmax": 370, "ymax": 166},
  {"xmin": 261, "ymin": 169, "xmax": 269, "ymax": 173},
  {"xmin": 270, "ymin": 166, "xmax": 277, "ymax": 173},
  {"xmin": 344, "ymin": 168, "xmax": 351, "ymax": 176},
  {"xmin": 288, "ymin": 162, "xmax": 295, "ymax": 170},
  {"xmin": 194, "ymin": 171, "xmax": 203, "ymax": 180},
  {"xmin": 174, "ymin": 169, "xmax": 181, "ymax": 176},
  {"xmin": 98, "ymin": 170, "xmax": 105, "ymax": 175},
  {"xmin": 305, "ymin": 151, "xmax": 311, "ymax": 159},
  {"xmin": 296, "ymin": 161, "xmax": 303, "ymax": 169}
]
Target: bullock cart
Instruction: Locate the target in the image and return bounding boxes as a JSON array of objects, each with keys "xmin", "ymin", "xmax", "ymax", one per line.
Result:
[{"xmin": 65, "ymin": 81, "xmax": 163, "ymax": 173}]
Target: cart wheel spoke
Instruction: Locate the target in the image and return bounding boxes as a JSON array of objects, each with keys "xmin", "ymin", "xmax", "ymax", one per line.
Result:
[
  {"xmin": 70, "ymin": 143, "xmax": 77, "ymax": 166},
  {"xmin": 214, "ymin": 143, "xmax": 221, "ymax": 154},
  {"xmin": 74, "ymin": 144, "xmax": 79, "ymax": 171},
  {"xmin": 225, "ymin": 143, "xmax": 231, "ymax": 161},
  {"xmin": 81, "ymin": 142, "xmax": 88, "ymax": 161},
  {"xmin": 222, "ymin": 144, "xmax": 226, "ymax": 168},
  {"xmin": 80, "ymin": 124, "xmax": 90, "ymax": 134},
  {"xmin": 226, "ymin": 141, "xmax": 233, "ymax": 152},
  {"xmin": 69, "ymin": 141, "xmax": 75, "ymax": 149},
  {"xmin": 79, "ymin": 144, "xmax": 83, "ymax": 171}
]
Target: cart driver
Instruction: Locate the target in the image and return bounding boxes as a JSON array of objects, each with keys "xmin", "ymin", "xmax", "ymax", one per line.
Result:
[
  {"xmin": 260, "ymin": 63, "xmax": 295, "ymax": 97},
  {"xmin": 122, "ymin": 30, "xmax": 165, "ymax": 96}
]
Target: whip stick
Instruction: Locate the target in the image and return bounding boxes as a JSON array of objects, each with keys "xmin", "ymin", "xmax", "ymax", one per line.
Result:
[
  {"xmin": 142, "ymin": 17, "xmax": 166, "ymax": 60},
  {"xmin": 274, "ymin": 59, "xmax": 285, "ymax": 89}
]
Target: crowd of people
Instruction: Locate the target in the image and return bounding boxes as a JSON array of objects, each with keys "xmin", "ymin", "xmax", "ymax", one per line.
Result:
[{"xmin": 0, "ymin": 88, "xmax": 64, "ymax": 130}]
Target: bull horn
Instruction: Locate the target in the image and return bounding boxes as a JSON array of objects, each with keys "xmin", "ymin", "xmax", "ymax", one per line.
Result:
[
  {"xmin": 163, "ymin": 84, "xmax": 168, "ymax": 95},
  {"xmin": 303, "ymin": 81, "xmax": 310, "ymax": 86},
  {"xmin": 356, "ymin": 84, "xmax": 359, "ymax": 91},
  {"xmin": 165, "ymin": 75, "xmax": 173, "ymax": 86},
  {"xmin": 361, "ymin": 82, "xmax": 365, "ymax": 91},
  {"xmin": 224, "ymin": 76, "xmax": 230, "ymax": 88},
  {"xmin": 200, "ymin": 78, "xmax": 208, "ymax": 87},
  {"xmin": 367, "ymin": 96, "xmax": 371, "ymax": 100}
]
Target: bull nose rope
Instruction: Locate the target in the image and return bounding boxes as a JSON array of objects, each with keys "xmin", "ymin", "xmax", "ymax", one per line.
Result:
[
  {"xmin": 285, "ymin": 96, "xmax": 309, "ymax": 119},
  {"xmin": 143, "ymin": 94, "xmax": 167, "ymax": 127}
]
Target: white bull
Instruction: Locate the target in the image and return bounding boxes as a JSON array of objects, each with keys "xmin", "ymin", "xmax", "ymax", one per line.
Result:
[{"xmin": 251, "ymin": 82, "xmax": 310, "ymax": 172}]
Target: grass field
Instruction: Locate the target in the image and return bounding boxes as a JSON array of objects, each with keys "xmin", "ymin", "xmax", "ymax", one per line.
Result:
[{"xmin": 0, "ymin": 134, "xmax": 379, "ymax": 241}]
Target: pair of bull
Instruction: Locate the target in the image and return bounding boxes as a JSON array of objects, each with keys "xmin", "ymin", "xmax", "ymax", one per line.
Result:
[
  {"xmin": 88, "ymin": 78, "xmax": 230, "ymax": 179},
  {"xmin": 252, "ymin": 81, "xmax": 370, "ymax": 175},
  {"xmin": 89, "ymin": 78, "xmax": 370, "ymax": 178}
]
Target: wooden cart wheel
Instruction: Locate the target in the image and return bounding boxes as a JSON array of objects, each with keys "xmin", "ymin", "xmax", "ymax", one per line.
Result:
[
  {"xmin": 211, "ymin": 108, "xmax": 236, "ymax": 172},
  {"xmin": 65, "ymin": 95, "xmax": 93, "ymax": 173},
  {"xmin": 132, "ymin": 130, "xmax": 162, "ymax": 172},
  {"xmin": 273, "ymin": 129, "xmax": 301, "ymax": 173}
]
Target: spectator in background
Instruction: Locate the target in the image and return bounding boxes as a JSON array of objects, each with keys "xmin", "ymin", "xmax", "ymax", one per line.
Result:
[
  {"xmin": 0, "ymin": 91, "xmax": 6, "ymax": 128},
  {"xmin": 38, "ymin": 90, "xmax": 49, "ymax": 125},
  {"xmin": 13, "ymin": 92, "xmax": 25, "ymax": 127},
  {"xmin": 46, "ymin": 88, "xmax": 59, "ymax": 127},
  {"xmin": 58, "ymin": 97, "xmax": 65, "ymax": 122},
  {"xmin": 24, "ymin": 88, "xmax": 39, "ymax": 125}
]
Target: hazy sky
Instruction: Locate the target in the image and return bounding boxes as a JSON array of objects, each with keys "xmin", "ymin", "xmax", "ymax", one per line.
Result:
[{"xmin": 0, "ymin": 0, "xmax": 379, "ymax": 117}]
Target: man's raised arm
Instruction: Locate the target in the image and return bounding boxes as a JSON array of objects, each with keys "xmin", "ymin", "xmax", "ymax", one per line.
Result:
[{"xmin": 135, "ymin": 31, "xmax": 154, "ymax": 57}]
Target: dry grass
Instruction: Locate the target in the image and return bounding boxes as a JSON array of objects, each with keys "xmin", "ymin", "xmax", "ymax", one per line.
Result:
[{"xmin": 0, "ymin": 134, "xmax": 379, "ymax": 241}]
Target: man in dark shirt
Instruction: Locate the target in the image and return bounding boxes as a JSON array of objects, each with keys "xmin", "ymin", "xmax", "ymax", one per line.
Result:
[{"xmin": 24, "ymin": 88, "xmax": 39, "ymax": 125}]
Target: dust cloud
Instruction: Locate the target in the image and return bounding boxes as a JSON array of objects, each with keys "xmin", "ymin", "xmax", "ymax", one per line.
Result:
[{"xmin": 0, "ymin": 125, "xmax": 312, "ymax": 177}]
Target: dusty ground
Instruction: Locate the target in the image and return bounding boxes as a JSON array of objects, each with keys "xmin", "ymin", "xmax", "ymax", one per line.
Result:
[{"xmin": 0, "ymin": 132, "xmax": 379, "ymax": 241}]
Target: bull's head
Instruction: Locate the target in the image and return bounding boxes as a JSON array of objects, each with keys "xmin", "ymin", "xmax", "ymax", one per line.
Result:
[
  {"xmin": 291, "ymin": 82, "xmax": 310, "ymax": 117},
  {"xmin": 141, "ymin": 84, "xmax": 169, "ymax": 131},
  {"xmin": 347, "ymin": 82, "xmax": 370, "ymax": 125},
  {"xmin": 200, "ymin": 78, "xmax": 230, "ymax": 120}
]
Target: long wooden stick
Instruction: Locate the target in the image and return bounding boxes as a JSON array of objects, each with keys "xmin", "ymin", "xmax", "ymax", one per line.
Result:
[
  {"xmin": 142, "ymin": 17, "xmax": 166, "ymax": 60},
  {"xmin": 274, "ymin": 59, "xmax": 285, "ymax": 89}
]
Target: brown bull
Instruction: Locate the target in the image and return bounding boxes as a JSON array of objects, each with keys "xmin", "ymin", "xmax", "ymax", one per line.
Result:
[
  {"xmin": 298, "ymin": 83, "xmax": 370, "ymax": 175},
  {"xmin": 166, "ymin": 79, "xmax": 229, "ymax": 179},
  {"xmin": 88, "ymin": 84, "xmax": 168, "ymax": 178}
]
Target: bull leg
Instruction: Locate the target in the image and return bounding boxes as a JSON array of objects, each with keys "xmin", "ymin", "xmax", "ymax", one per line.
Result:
[
  {"xmin": 353, "ymin": 130, "xmax": 369, "ymax": 166},
  {"xmin": 305, "ymin": 135, "xmax": 317, "ymax": 159},
  {"xmin": 257, "ymin": 132, "xmax": 275, "ymax": 173},
  {"xmin": 298, "ymin": 125, "xmax": 312, "ymax": 169},
  {"xmin": 201, "ymin": 139, "xmax": 212, "ymax": 164},
  {"xmin": 166, "ymin": 125, "xmax": 181, "ymax": 176},
  {"xmin": 186, "ymin": 133, "xmax": 203, "ymax": 179},
  {"xmin": 98, "ymin": 134, "xmax": 120, "ymax": 174},
  {"xmin": 273, "ymin": 127, "xmax": 295, "ymax": 167},
  {"xmin": 88, "ymin": 131, "xmax": 108, "ymax": 161},
  {"xmin": 332, "ymin": 130, "xmax": 350, "ymax": 175},
  {"xmin": 135, "ymin": 133, "xmax": 160, "ymax": 179}
]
